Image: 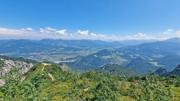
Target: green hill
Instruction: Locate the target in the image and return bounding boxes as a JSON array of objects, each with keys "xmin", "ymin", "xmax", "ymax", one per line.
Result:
[{"xmin": 0, "ymin": 63, "xmax": 179, "ymax": 101}]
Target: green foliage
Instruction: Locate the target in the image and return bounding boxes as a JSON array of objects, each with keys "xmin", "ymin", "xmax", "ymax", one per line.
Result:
[{"xmin": 0, "ymin": 63, "xmax": 179, "ymax": 101}]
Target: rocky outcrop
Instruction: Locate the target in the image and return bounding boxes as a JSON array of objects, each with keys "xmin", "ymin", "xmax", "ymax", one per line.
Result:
[{"xmin": 0, "ymin": 57, "xmax": 34, "ymax": 77}]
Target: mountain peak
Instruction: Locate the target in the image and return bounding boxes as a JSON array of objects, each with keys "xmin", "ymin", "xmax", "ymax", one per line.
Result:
[
  {"xmin": 169, "ymin": 64, "xmax": 180, "ymax": 76},
  {"xmin": 154, "ymin": 67, "xmax": 168, "ymax": 76}
]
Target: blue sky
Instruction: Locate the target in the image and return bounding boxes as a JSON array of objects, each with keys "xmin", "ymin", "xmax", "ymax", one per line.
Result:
[{"xmin": 0, "ymin": 0, "xmax": 180, "ymax": 40}]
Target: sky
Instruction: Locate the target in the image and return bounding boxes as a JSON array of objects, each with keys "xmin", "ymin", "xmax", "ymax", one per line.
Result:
[{"xmin": 0, "ymin": 0, "xmax": 180, "ymax": 40}]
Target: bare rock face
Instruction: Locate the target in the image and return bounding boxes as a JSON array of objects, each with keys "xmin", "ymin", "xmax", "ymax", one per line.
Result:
[
  {"xmin": 0, "ymin": 57, "xmax": 34, "ymax": 77},
  {"xmin": 0, "ymin": 79, "xmax": 5, "ymax": 86}
]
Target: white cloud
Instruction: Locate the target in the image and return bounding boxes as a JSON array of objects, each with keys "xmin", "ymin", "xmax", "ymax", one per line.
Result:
[
  {"xmin": 0, "ymin": 27, "xmax": 180, "ymax": 41},
  {"xmin": 0, "ymin": 27, "xmax": 24, "ymax": 35},
  {"xmin": 56, "ymin": 29, "xmax": 67, "ymax": 35},
  {"xmin": 167, "ymin": 29, "xmax": 173, "ymax": 32},
  {"xmin": 77, "ymin": 30, "xmax": 89, "ymax": 36},
  {"xmin": 125, "ymin": 33, "xmax": 152, "ymax": 40},
  {"xmin": 21, "ymin": 27, "xmax": 33, "ymax": 31},
  {"xmin": 40, "ymin": 27, "xmax": 56, "ymax": 33}
]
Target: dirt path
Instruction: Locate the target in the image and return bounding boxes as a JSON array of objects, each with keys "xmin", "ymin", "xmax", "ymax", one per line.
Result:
[{"xmin": 41, "ymin": 63, "xmax": 54, "ymax": 81}]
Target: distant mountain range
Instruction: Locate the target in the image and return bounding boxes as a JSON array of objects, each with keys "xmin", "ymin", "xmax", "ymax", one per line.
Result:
[
  {"xmin": 0, "ymin": 54, "xmax": 179, "ymax": 81},
  {"xmin": 0, "ymin": 38, "xmax": 180, "ymax": 73},
  {"xmin": 154, "ymin": 65, "xmax": 180, "ymax": 76},
  {"xmin": 0, "ymin": 39, "xmax": 123, "ymax": 62},
  {"xmin": 69, "ymin": 38, "xmax": 180, "ymax": 73},
  {"xmin": 168, "ymin": 65, "xmax": 180, "ymax": 76}
]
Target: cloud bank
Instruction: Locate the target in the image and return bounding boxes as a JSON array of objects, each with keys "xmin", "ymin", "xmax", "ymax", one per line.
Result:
[{"xmin": 0, "ymin": 27, "xmax": 180, "ymax": 41}]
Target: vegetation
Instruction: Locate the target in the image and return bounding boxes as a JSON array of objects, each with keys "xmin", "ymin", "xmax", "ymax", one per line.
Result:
[{"xmin": 0, "ymin": 63, "xmax": 179, "ymax": 101}]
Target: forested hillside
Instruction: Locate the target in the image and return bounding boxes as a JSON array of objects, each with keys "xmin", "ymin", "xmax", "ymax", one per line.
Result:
[{"xmin": 0, "ymin": 63, "xmax": 179, "ymax": 101}]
